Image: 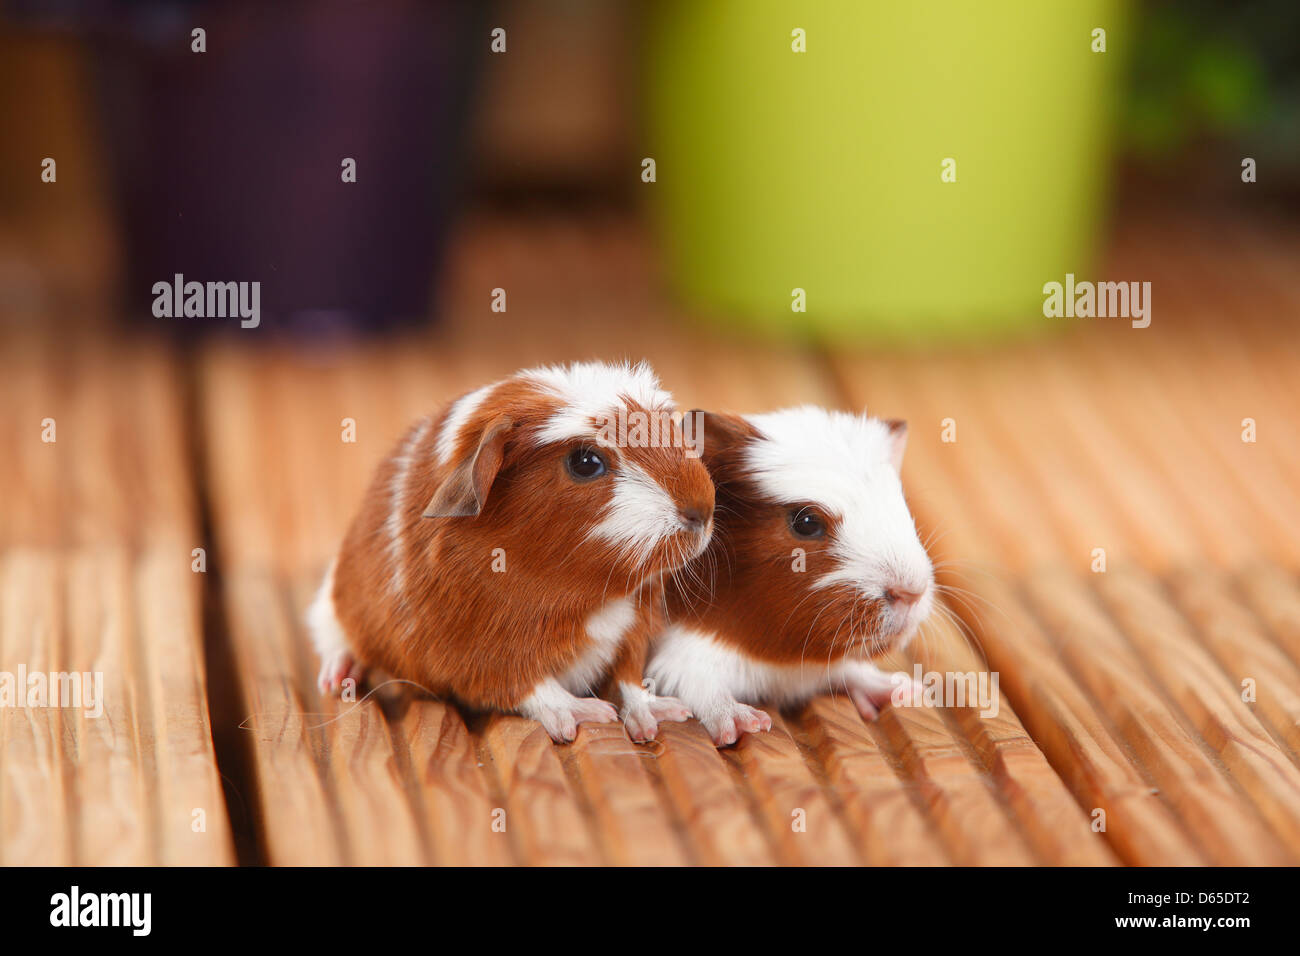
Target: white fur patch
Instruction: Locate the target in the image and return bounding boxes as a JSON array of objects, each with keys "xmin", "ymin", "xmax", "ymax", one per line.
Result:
[
  {"xmin": 306, "ymin": 558, "xmax": 350, "ymax": 660},
  {"xmin": 647, "ymin": 625, "xmax": 900, "ymax": 714},
  {"xmin": 648, "ymin": 625, "xmax": 832, "ymax": 715},
  {"xmin": 525, "ymin": 361, "xmax": 673, "ymax": 445},
  {"xmin": 435, "ymin": 382, "xmax": 496, "ymax": 466},
  {"xmin": 619, "ymin": 679, "xmax": 655, "ymax": 708},
  {"xmin": 386, "ymin": 414, "xmax": 434, "ymax": 594},
  {"xmin": 519, "ymin": 677, "xmax": 575, "ymax": 714},
  {"xmin": 556, "ymin": 596, "xmax": 637, "ymax": 695},
  {"xmin": 518, "ymin": 677, "xmax": 618, "ymax": 741},
  {"xmin": 587, "ymin": 460, "xmax": 682, "ymax": 564},
  {"xmin": 743, "ymin": 407, "xmax": 933, "ymax": 627}
]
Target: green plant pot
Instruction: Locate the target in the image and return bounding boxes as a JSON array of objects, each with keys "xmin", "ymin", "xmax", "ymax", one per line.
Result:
[{"xmin": 646, "ymin": 0, "xmax": 1129, "ymax": 344}]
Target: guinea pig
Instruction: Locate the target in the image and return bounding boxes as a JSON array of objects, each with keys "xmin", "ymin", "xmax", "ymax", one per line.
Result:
[
  {"xmin": 307, "ymin": 361, "xmax": 714, "ymax": 742},
  {"xmin": 649, "ymin": 406, "xmax": 933, "ymax": 746}
]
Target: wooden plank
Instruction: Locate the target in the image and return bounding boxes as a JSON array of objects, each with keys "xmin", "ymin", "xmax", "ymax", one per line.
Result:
[
  {"xmin": 915, "ymin": 613, "xmax": 1117, "ymax": 865},
  {"xmin": 137, "ymin": 546, "xmax": 235, "ymax": 865},
  {"xmin": 0, "ymin": 552, "xmax": 72, "ymax": 864},
  {"xmin": 480, "ymin": 715, "xmax": 601, "ymax": 865},
  {"xmin": 800, "ymin": 697, "xmax": 949, "ymax": 865},
  {"xmin": 222, "ymin": 572, "xmax": 341, "ymax": 865},
  {"xmin": 286, "ymin": 576, "xmax": 427, "ymax": 867},
  {"xmin": 402, "ymin": 701, "xmax": 515, "ymax": 866},
  {"xmin": 955, "ymin": 577, "xmax": 1202, "ymax": 866},
  {"xmin": 1025, "ymin": 569, "xmax": 1292, "ymax": 864},
  {"xmin": 318, "ymin": 695, "xmax": 427, "ymax": 866},
  {"xmin": 874, "ymin": 702, "xmax": 1036, "ymax": 866},
  {"xmin": 563, "ymin": 724, "xmax": 688, "ymax": 866},
  {"xmin": 727, "ymin": 714, "xmax": 860, "ymax": 866},
  {"xmin": 64, "ymin": 549, "xmax": 149, "ymax": 865},
  {"xmin": 1169, "ymin": 568, "xmax": 1300, "ymax": 762},
  {"xmin": 214, "ymin": 566, "xmax": 426, "ymax": 866},
  {"xmin": 0, "ymin": 336, "xmax": 232, "ymax": 865},
  {"xmin": 91, "ymin": 346, "xmax": 231, "ymax": 865},
  {"xmin": 1096, "ymin": 569, "xmax": 1300, "ymax": 858},
  {"xmin": 649, "ymin": 720, "xmax": 776, "ymax": 866},
  {"xmin": 1238, "ymin": 564, "xmax": 1300, "ymax": 671}
]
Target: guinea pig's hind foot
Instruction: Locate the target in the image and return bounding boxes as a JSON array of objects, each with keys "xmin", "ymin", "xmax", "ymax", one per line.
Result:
[
  {"xmin": 703, "ymin": 701, "xmax": 773, "ymax": 748},
  {"xmin": 520, "ymin": 679, "xmax": 618, "ymax": 743},
  {"xmin": 840, "ymin": 663, "xmax": 922, "ymax": 720},
  {"xmin": 317, "ymin": 648, "xmax": 366, "ymax": 695}
]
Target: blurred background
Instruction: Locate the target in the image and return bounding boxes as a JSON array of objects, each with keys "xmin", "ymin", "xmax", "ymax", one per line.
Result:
[{"xmin": 1, "ymin": 0, "xmax": 1296, "ymax": 342}]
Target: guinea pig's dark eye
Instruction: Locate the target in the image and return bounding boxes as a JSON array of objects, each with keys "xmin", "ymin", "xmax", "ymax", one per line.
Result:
[
  {"xmin": 789, "ymin": 507, "xmax": 826, "ymax": 539},
  {"xmin": 566, "ymin": 446, "xmax": 608, "ymax": 481}
]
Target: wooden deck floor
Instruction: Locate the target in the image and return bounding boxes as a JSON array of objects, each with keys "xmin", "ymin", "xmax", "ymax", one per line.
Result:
[{"xmin": 2, "ymin": 211, "xmax": 1299, "ymax": 865}]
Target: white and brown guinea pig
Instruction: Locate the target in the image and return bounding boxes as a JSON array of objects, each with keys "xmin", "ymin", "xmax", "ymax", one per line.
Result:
[
  {"xmin": 650, "ymin": 407, "xmax": 934, "ymax": 746},
  {"xmin": 307, "ymin": 361, "xmax": 714, "ymax": 742}
]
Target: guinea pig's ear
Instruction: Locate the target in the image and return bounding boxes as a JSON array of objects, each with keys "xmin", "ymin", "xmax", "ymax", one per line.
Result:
[
  {"xmin": 692, "ymin": 410, "xmax": 760, "ymax": 464},
  {"xmin": 884, "ymin": 419, "xmax": 908, "ymax": 471},
  {"xmin": 422, "ymin": 414, "xmax": 514, "ymax": 518}
]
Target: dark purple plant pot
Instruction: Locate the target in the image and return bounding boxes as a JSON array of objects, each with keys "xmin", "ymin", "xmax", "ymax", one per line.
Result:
[{"xmin": 92, "ymin": 0, "xmax": 483, "ymax": 337}]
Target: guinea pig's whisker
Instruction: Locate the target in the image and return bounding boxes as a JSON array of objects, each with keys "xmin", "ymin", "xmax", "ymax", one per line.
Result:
[
  {"xmin": 846, "ymin": 592, "xmax": 865, "ymax": 661},
  {"xmin": 666, "ymin": 545, "xmax": 690, "ymax": 604},
  {"xmin": 933, "ymin": 586, "xmax": 1007, "ymax": 652},
  {"xmin": 598, "ymin": 553, "xmax": 621, "ymax": 607},
  {"xmin": 853, "ymin": 594, "xmax": 874, "ymax": 660},
  {"xmin": 825, "ymin": 604, "xmax": 852, "ymax": 680},
  {"xmin": 711, "ymin": 516, "xmax": 737, "ymax": 576},
  {"xmin": 933, "ymin": 600, "xmax": 990, "ymax": 663},
  {"xmin": 669, "ymin": 568, "xmax": 692, "ymax": 610},
  {"xmin": 300, "ymin": 677, "xmax": 441, "ymax": 730},
  {"xmin": 929, "ymin": 560, "xmax": 1001, "ymax": 591},
  {"xmin": 779, "ymin": 584, "xmax": 823, "ymax": 644},
  {"xmin": 933, "ymin": 579, "xmax": 1010, "ymax": 629},
  {"xmin": 797, "ymin": 594, "xmax": 840, "ymax": 675},
  {"xmin": 622, "ymin": 561, "xmax": 638, "ymax": 605},
  {"xmin": 680, "ymin": 537, "xmax": 707, "ymax": 592},
  {"xmin": 934, "ymin": 589, "xmax": 993, "ymax": 635}
]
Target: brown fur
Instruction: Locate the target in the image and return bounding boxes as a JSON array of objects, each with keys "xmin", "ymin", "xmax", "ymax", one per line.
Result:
[
  {"xmin": 666, "ymin": 412, "xmax": 883, "ymax": 666},
  {"xmin": 603, "ymin": 575, "xmax": 665, "ymax": 700},
  {"xmin": 332, "ymin": 378, "xmax": 714, "ymax": 711}
]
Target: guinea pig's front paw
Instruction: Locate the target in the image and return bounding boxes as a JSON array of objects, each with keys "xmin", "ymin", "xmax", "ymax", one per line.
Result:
[
  {"xmin": 620, "ymin": 693, "xmax": 693, "ymax": 743},
  {"xmin": 847, "ymin": 674, "xmax": 923, "ymax": 720},
  {"xmin": 317, "ymin": 648, "xmax": 367, "ymax": 696},
  {"xmin": 521, "ymin": 689, "xmax": 619, "ymax": 743},
  {"xmin": 702, "ymin": 701, "xmax": 773, "ymax": 748}
]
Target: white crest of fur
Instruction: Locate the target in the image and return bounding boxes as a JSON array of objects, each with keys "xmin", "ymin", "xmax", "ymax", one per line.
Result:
[
  {"xmin": 525, "ymin": 360, "xmax": 673, "ymax": 445},
  {"xmin": 435, "ymin": 383, "xmax": 496, "ymax": 466},
  {"xmin": 743, "ymin": 406, "xmax": 934, "ymax": 633},
  {"xmin": 386, "ymin": 415, "xmax": 435, "ymax": 593},
  {"xmin": 435, "ymin": 362, "xmax": 672, "ymax": 460}
]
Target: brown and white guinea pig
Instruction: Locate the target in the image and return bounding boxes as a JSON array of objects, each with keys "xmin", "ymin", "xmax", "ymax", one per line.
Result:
[
  {"xmin": 649, "ymin": 406, "xmax": 934, "ymax": 746},
  {"xmin": 307, "ymin": 361, "xmax": 714, "ymax": 743}
]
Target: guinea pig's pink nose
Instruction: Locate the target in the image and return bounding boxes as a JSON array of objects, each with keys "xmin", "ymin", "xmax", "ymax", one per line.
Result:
[
  {"xmin": 678, "ymin": 505, "xmax": 711, "ymax": 533},
  {"xmin": 884, "ymin": 585, "xmax": 925, "ymax": 607}
]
